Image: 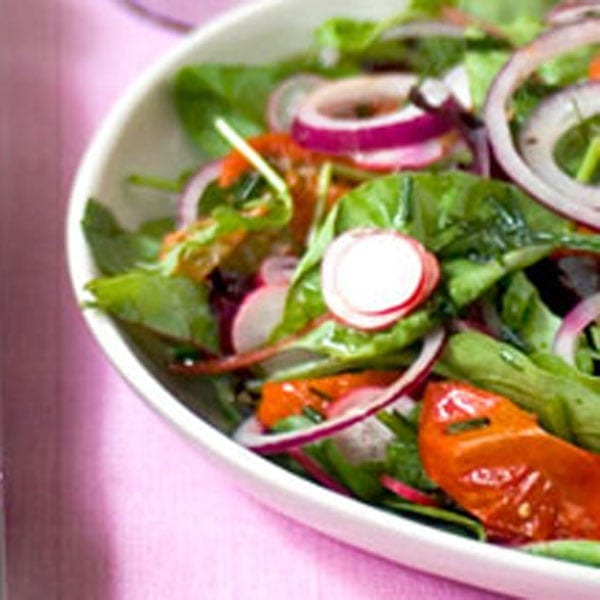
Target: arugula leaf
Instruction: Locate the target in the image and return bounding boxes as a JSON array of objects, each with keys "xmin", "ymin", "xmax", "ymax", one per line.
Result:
[
  {"xmin": 521, "ymin": 540, "xmax": 600, "ymax": 567},
  {"xmin": 85, "ymin": 270, "xmax": 219, "ymax": 351},
  {"xmin": 438, "ymin": 331, "xmax": 600, "ymax": 452},
  {"xmin": 81, "ymin": 200, "xmax": 171, "ymax": 276}
]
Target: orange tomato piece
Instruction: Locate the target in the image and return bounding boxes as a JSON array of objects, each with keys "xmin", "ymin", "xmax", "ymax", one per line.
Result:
[
  {"xmin": 419, "ymin": 381, "xmax": 600, "ymax": 543},
  {"xmin": 258, "ymin": 370, "xmax": 399, "ymax": 428},
  {"xmin": 589, "ymin": 55, "xmax": 600, "ymax": 81}
]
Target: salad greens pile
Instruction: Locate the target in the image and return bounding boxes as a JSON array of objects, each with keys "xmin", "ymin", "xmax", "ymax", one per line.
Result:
[{"xmin": 82, "ymin": 0, "xmax": 600, "ymax": 569}]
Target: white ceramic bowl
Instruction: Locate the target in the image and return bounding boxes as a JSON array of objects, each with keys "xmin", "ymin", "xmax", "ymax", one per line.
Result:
[{"xmin": 66, "ymin": 1, "xmax": 600, "ymax": 597}]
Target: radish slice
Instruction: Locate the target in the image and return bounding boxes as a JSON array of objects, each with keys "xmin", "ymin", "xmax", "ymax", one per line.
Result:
[
  {"xmin": 380, "ymin": 474, "xmax": 439, "ymax": 507},
  {"xmin": 176, "ymin": 160, "xmax": 222, "ymax": 229},
  {"xmin": 321, "ymin": 229, "xmax": 438, "ymax": 331},
  {"xmin": 335, "ymin": 233, "xmax": 424, "ymax": 314},
  {"xmin": 257, "ymin": 255, "xmax": 299, "ymax": 286},
  {"xmin": 234, "ymin": 327, "xmax": 446, "ymax": 454},
  {"xmin": 553, "ymin": 292, "xmax": 600, "ymax": 365},
  {"xmin": 231, "ymin": 284, "xmax": 289, "ymax": 353},
  {"xmin": 267, "ymin": 74, "xmax": 326, "ymax": 132}
]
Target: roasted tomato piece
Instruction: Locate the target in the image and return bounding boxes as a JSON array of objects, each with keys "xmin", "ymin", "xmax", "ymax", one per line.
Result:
[{"xmin": 419, "ymin": 381, "xmax": 600, "ymax": 543}]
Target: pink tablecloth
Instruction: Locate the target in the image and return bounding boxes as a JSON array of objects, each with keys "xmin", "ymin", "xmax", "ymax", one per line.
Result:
[{"xmin": 0, "ymin": 1, "xmax": 508, "ymax": 598}]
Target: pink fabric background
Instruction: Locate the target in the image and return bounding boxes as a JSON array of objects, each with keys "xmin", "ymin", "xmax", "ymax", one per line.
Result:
[{"xmin": 0, "ymin": 1, "xmax": 508, "ymax": 598}]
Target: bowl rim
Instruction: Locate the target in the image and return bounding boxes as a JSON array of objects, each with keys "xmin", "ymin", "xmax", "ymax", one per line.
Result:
[{"xmin": 66, "ymin": 0, "xmax": 600, "ymax": 595}]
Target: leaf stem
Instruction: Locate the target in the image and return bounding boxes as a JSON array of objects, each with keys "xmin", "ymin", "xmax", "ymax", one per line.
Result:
[
  {"xmin": 214, "ymin": 117, "xmax": 292, "ymax": 211},
  {"xmin": 576, "ymin": 136, "xmax": 600, "ymax": 184}
]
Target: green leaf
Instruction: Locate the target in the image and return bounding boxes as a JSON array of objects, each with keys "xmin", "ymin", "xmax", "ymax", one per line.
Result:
[
  {"xmin": 85, "ymin": 271, "xmax": 218, "ymax": 351},
  {"xmin": 174, "ymin": 64, "xmax": 289, "ymax": 158},
  {"xmin": 81, "ymin": 199, "xmax": 168, "ymax": 276},
  {"xmin": 274, "ymin": 171, "xmax": 576, "ymax": 365},
  {"xmin": 521, "ymin": 540, "xmax": 600, "ymax": 568},
  {"xmin": 499, "ymin": 271, "xmax": 561, "ymax": 354},
  {"xmin": 438, "ymin": 331, "xmax": 600, "ymax": 452}
]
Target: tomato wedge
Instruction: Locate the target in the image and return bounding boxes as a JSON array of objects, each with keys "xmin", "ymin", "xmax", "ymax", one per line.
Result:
[
  {"xmin": 258, "ymin": 370, "xmax": 399, "ymax": 428},
  {"xmin": 219, "ymin": 132, "xmax": 350, "ymax": 245},
  {"xmin": 419, "ymin": 381, "xmax": 600, "ymax": 543}
]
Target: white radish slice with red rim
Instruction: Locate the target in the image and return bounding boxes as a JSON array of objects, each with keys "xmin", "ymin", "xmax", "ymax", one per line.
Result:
[
  {"xmin": 257, "ymin": 255, "xmax": 299, "ymax": 286},
  {"xmin": 321, "ymin": 229, "xmax": 438, "ymax": 330},
  {"xmin": 232, "ymin": 284, "xmax": 289, "ymax": 354},
  {"xmin": 335, "ymin": 233, "xmax": 425, "ymax": 314}
]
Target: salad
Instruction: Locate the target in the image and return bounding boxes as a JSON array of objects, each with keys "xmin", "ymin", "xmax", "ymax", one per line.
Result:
[{"xmin": 82, "ymin": 0, "xmax": 600, "ymax": 567}]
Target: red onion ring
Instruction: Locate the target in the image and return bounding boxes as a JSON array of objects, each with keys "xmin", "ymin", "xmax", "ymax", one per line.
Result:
[
  {"xmin": 380, "ymin": 474, "xmax": 439, "ymax": 507},
  {"xmin": 176, "ymin": 160, "xmax": 222, "ymax": 229},
  {"xmin": 292, "ymin": 74, "xmax": 455, "ymax": 153},
  {"xmin": 484, "ymin": 20, "xmax": 600, "ymax": 229},
  {"xmin": 267, "ymin": 74, "xmax": 325, "ymax": 132},
  {"xmin": 349, "ymin": 132, "xmax": 462, "ymax": 172},
  {"xmin": 519, "ymin": 82, "xmax": 600, "ymax": 194},
  {"xmin": 547, "ymin": 1, "xmax": 600, "ymax": 26},
  {"xmin": 553, "ymin": 292, "xmax": 600, "ymax": 365},
  {"xmin": 233, "ymin": 327, "xmax": 445, "ymax": 454}
]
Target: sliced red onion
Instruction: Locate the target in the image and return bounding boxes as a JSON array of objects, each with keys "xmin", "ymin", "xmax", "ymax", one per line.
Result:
[
  {"xmin": 176, "ymin": 160, "xmax": 222, "ymax": 229},
  {"xmin": 519, "ymin": 82, "xmax": 600, "ymax": 197},
  {"xmin": 553, "ymin": 292, "xmax": 600, "ymax": 365},
  {"xmin": 547, "ymin": 1, "xmax": 600, "ymax": 26},
  {"xmin": 443, "ymin": 64, "xmax": 473, "ymax": 111},
  {"xmin": 231, "ymin": 284, "xmax": 289, "ymax": 354},
  {"xmin": 233, "ymin": 327, "xmax": 445, "ymax": 454},
  {"xmin": 267, "ymin": 74, "xmax": 325, "ymax": 132},
  {"xmin": 287, "ymin": 448, "xmax": 351, "ymax": 496},
  {"xmin": 292, "ymin": 74, "xmax": 455, "ymax": 154},
  {"xmin": 380, "ymin": 474, "xmax": 439, "ymax": 507},
  {"xmin": 349, "ymin": 133, "xmax": 461, "ymax": 172},
  {"xmin": 257, "ymin": 255, "xmax": 299, "ymax": 286},
  {"xmin": 483, "ymin": 20, "xmax": 600, "ymax": 229}
]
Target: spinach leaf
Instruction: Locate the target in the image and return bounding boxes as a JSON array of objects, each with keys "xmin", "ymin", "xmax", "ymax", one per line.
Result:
[
  {"xmin": 174, "ymin": 64, "xmax": 292, "ymax": 158},
  {"xmin": 81, "ymin": 199, "xmax": 171, "ymax": 276},
  {"xmin": 499, "ymin": 271, "xmax": 561, "ymax": 354},
  {"xmin": 438, "ymin": 331, "xmax": 600, "ymax": 452},
  {"xmin": 85, "ymin": 270, "xmax": 219, "ymax": 351},
  {"xmin": 521, "ymin": 540, "xmax": 600, "ymax": 567},
  {"xmin": 275, "ymin": 171, "xmax": 577, "ymax": 364}
]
